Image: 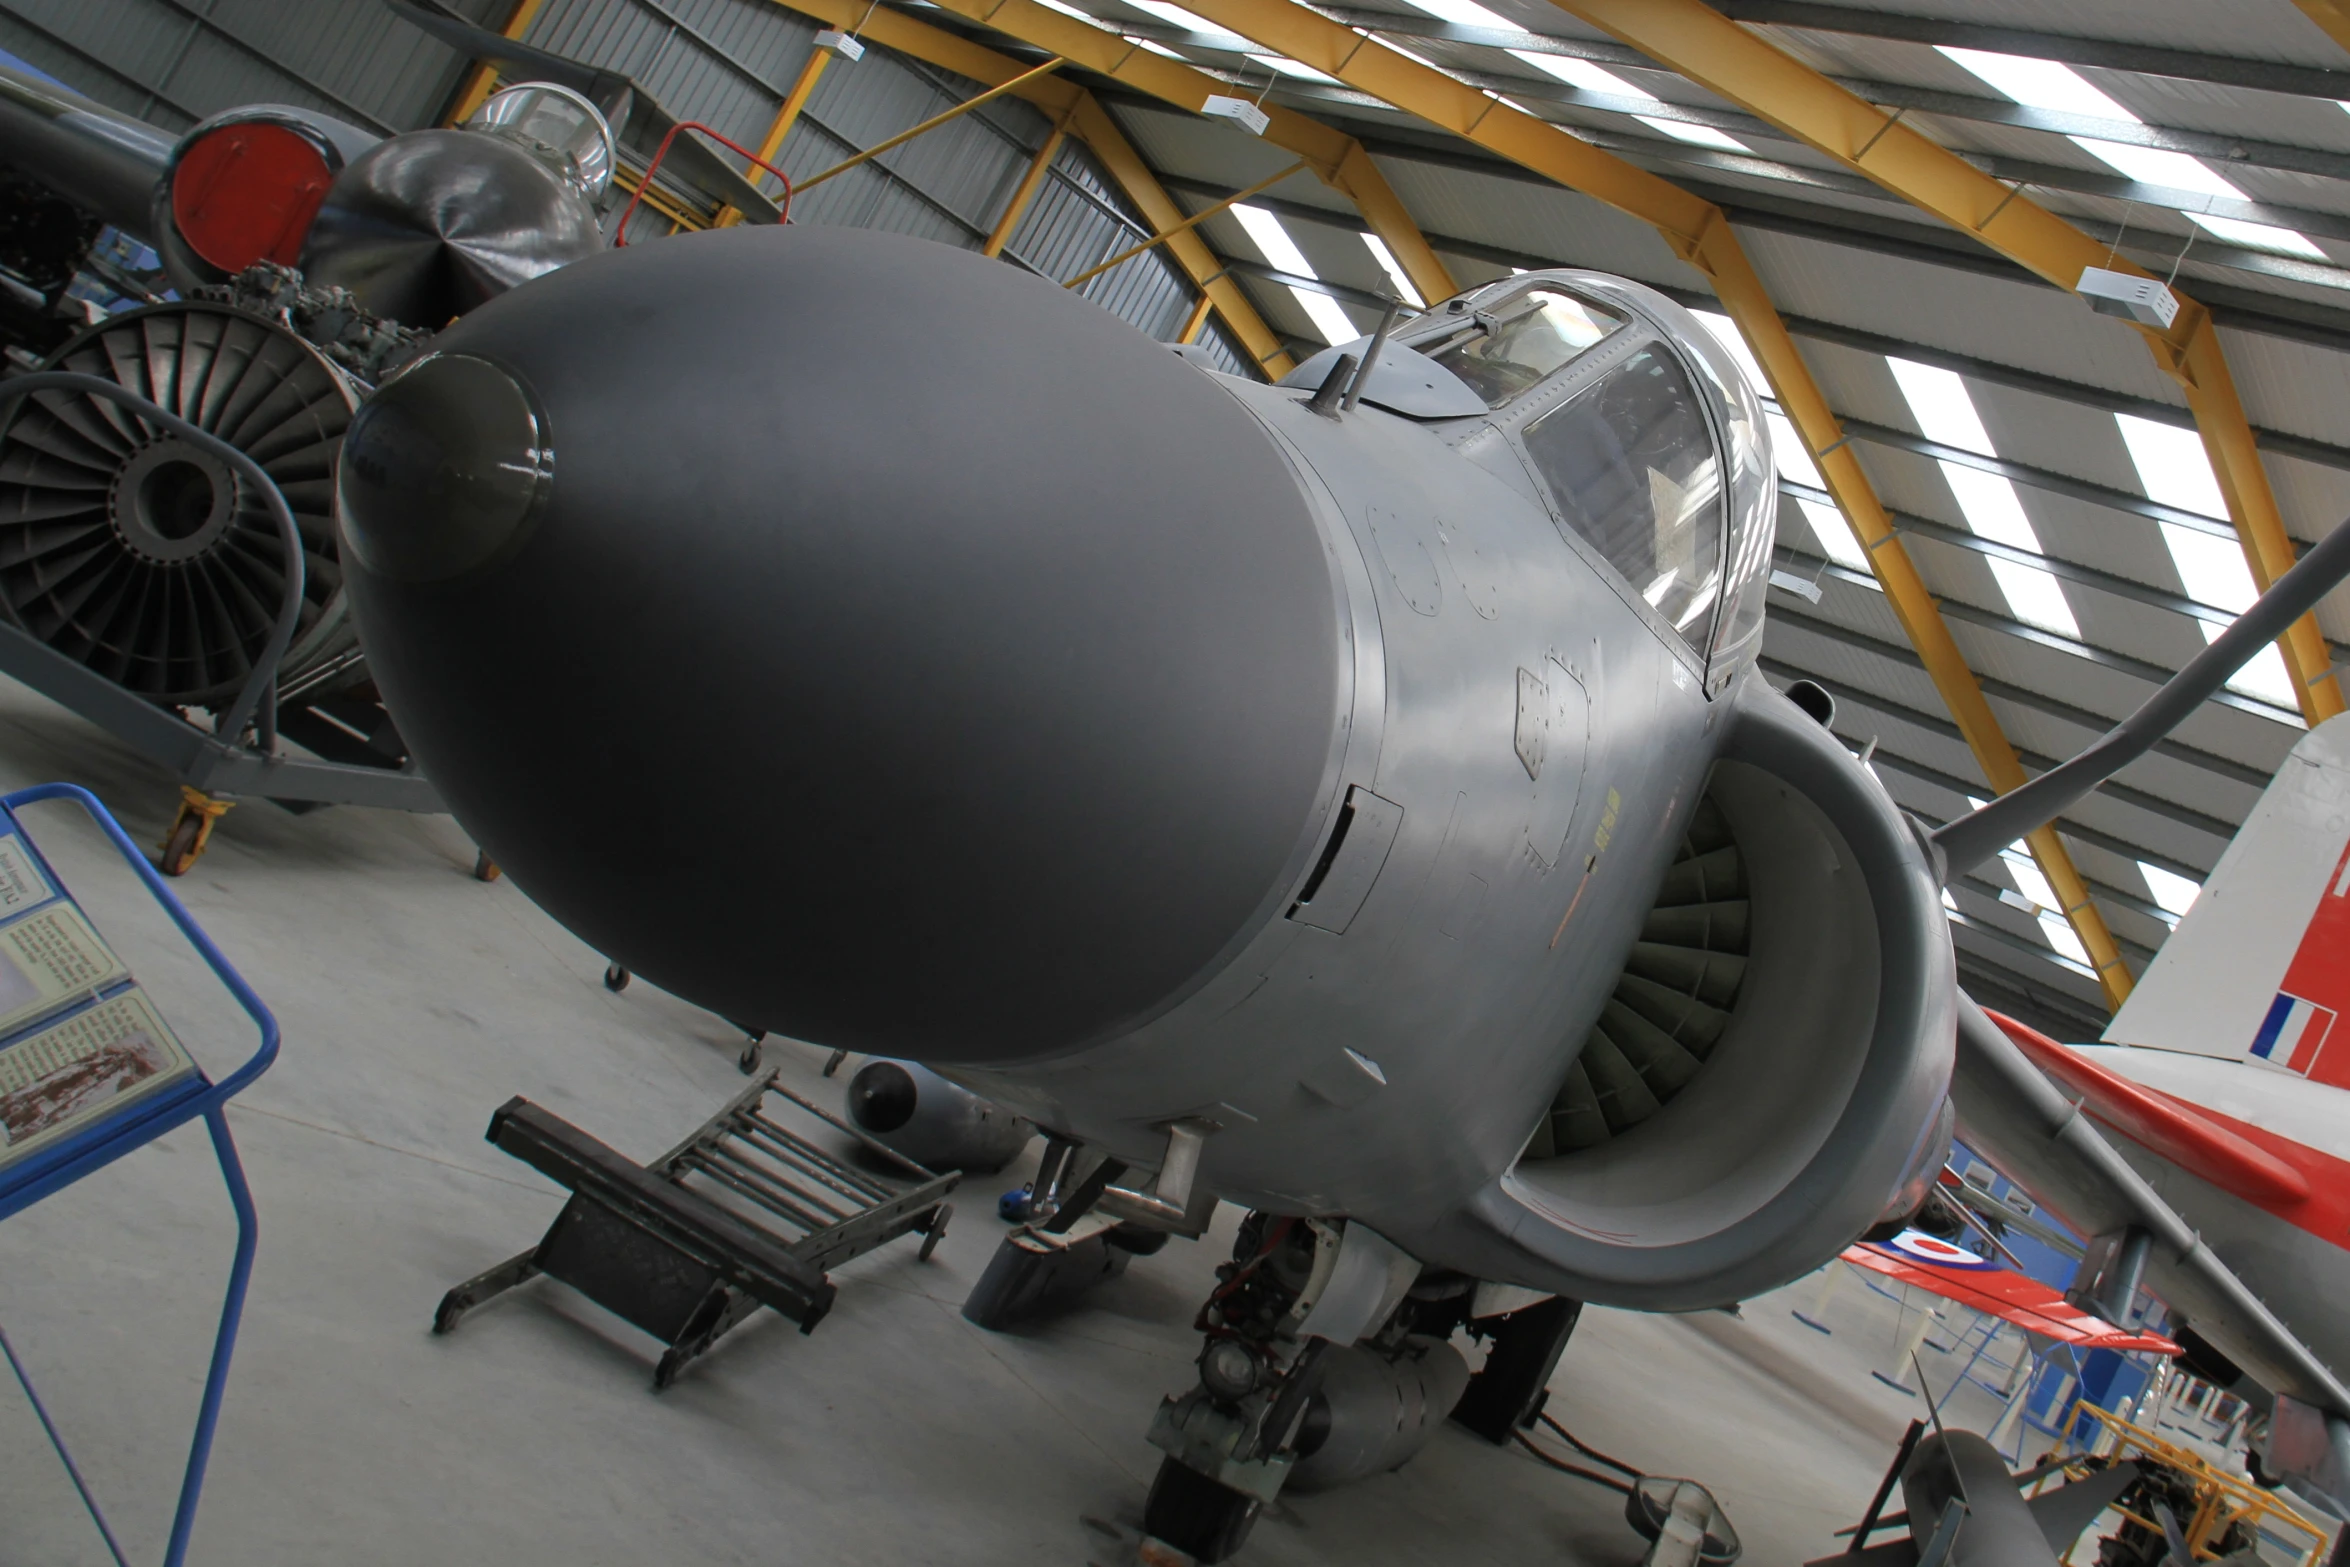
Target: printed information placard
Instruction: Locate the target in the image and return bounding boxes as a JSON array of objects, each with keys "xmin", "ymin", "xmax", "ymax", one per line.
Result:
[
  {"xmin": 0, "ymin": 990, "xmax": 194, "ymax": 1167},
  {"xmin": 0, "ymin": 829, "xmax": 201, "ymax": 1172}
]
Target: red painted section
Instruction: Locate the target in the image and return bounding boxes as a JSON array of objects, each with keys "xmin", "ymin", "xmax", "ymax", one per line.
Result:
[
  {"xmin": 1988, "ymin": 1010, "xmax": 2312, "ymax": 1207},
  {"xmin": 171, "ymin": 123, "xmax": 333, "ymax": 272},
  {"xmin": 2274, "ymin": 839, "xmax": 2350, "ymax": 1089},
  {"xmin": 1842, "ymin": 1243, "xmax": 2179, "ymax": 1351}
]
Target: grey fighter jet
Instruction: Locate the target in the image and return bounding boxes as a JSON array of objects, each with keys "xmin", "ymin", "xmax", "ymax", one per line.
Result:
[{"xmin": 329, "ymin": 220, "xmax": 2350, "ymax": 1559}]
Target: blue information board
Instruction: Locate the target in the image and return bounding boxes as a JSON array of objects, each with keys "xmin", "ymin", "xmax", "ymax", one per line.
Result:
[{"xmin": 0, "ymin": 782, "xmax": 279, "ymax": 1567}]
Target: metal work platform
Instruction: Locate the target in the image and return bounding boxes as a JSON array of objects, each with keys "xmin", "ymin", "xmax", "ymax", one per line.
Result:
[{"xmin": 433, "ymin": 1071, "xmax": 957, "ymax": 1387}]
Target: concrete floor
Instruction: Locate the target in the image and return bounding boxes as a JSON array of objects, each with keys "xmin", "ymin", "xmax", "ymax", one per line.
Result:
[{"xmin": 0, "ymin": 678, "xmax": 2045, "ymax": 1566}]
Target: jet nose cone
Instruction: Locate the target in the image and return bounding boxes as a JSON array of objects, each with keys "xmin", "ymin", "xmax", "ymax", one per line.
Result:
[
  {"xmin": 339, "ymin": 351, "xmax": 553, "ymax": 583},
  {"xmin": 342, "ymin": 225, "xmax": 1344, "ymax": 1063}
]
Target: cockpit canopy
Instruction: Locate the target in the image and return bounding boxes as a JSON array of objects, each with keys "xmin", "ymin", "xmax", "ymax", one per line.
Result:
[{"xmin": 1282, "ymin": 270, "xmax": 1776, "ymax": 692}]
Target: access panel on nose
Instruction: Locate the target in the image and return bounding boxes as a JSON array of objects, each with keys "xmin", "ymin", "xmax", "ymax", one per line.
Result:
[{"xmin": 1515, "ymin": 656, "xmax": 1591, "ymax": 871}]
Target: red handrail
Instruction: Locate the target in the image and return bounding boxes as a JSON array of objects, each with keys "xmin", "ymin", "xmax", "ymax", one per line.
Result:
[{"xmin": 614, "ymin": 120, "xmax": 793, "ymax": 243}]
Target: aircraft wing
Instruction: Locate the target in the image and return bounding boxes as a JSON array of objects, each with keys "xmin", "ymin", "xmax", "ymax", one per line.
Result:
[
  {"xmin": 1841, "ymin": 1230, "xmax": 2178, "ymax": 1353},
  {"xmin": 1952, "ymin": 989, "xmax": 2350, "ymax": 1502},
  {"xmin": 0, "ymin": 60, "xmax": 176, "ymax": 238}
]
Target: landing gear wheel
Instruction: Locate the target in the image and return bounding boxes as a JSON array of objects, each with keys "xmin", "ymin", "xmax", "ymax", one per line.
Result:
[
  {"xmin": 1142, "ymin": 1457, "xmax": 1260, "ymax": 1563},
  {"xmin": 603, "ymin": 963, "xmax": 630, "ymax": 993}
]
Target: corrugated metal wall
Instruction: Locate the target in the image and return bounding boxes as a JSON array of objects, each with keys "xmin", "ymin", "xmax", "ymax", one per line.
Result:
[
  {"xmin": 0, "ymin": 0, "xmax": 499, "ymax": 132},
  {"xmin": 517, "ymin": 0, "xmax": 1249, "ymax": 370},
  {"xmin": 0, "ymin": 0, "xmax": 1250, "ymax": 370}
]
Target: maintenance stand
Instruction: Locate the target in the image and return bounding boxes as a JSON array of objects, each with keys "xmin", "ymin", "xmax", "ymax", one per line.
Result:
[{"xmin": 434, "ymin": 1070, "xmax": 957, "ymax": 1386}]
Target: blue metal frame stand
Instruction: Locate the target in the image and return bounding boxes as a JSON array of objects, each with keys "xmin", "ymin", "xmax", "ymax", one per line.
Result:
[{"xmin": 0, "ymin": 782, "xmax": 279, "ymax": 1567}]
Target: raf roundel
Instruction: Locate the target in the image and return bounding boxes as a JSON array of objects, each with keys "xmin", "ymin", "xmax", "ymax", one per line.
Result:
[{"xmin": 1887, "ymin": 1230, "xmax": 1997, "ymax": 1271}]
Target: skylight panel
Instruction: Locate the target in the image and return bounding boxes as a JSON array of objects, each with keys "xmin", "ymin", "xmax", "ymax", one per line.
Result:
[
  {"xmin": 1885, "ymin": 358, "xmax": 1993, "ymax": 454},
  {"xmin": 2114, "ymin": 413, "xmax": 2225, "ymax": 519},
  {"xmin": 1034, "ymin": 0, "xmax": 1114, "ymax": 23},
  {"xmin": 1394, "ymin": 0, "xmax": 1520, "ymax": 31},
  {"xmin": 1125, "ymin": 0, "xmax": 1243, "ymax": 36},
  {"xmin": 1765, "ymin": 411, "xmax": 1819, "ymax": 487},
  {"xmin": 1986, "ymin": 837, "xmax": 2091, "ymax": 963},
  {"xmin": 1940, "ymin": 48, "xmax": 2328, "ymax": 261},
  {"xmin": 2038, "ymin": 910, "xmax": 2092, "ymax": 964},
  {"xmin": 1233, "ymin": 204, "xmax": 1359, "ymax": 344},
  {"xmin": 2114, "ymin": 413, "xmax": 2300, "ymax": 709},
  {"xmin": 1635, "ymin": 117, "xmax": 1748, "ymax": 152},
  {"xmin": 1507, "ymin": 53, "xmax": 1750, "ymax": 150},
  {"xmin": 1133, "ymin": 36, "xmax": 1186, "ymax": 55},
  {"xmin": 1249, "ymin": 53, "xmax": 1340, "ymax": 82},
  {"xmin": 2186, "ymin": 215, "xmax": 2329, "ymax": 259},
  {"xmin": 2139, "ymin": 862, "xmax": 2200, "ymax": 919},
  {"xmin": 2002, "ymin": 845, "xmax": 2057, "ymax": 909},
  {"xmin": 1887, "ymin": 358, "xmax": 2079, "ymax": 638},
  {"xmin": 1508, "ymin": 52, "xmax": 1633, "ymax": 94},
  {"xmin": 1938, "ymin": 47, "xmax": 2130, "ymax": 118},
  {"xmin": 1798, "ymin": 498, "xmax": 1869, "ymax": 571},
  {"xmin": 1359, "ymin": 232, "xmax": 1423, "ymax": 306}
]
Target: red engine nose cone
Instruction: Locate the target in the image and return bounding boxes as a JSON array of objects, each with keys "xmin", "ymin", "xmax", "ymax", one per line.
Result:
[{"xmin": 171, "ymin": 122, "xmax": 334, "ymax": 272}]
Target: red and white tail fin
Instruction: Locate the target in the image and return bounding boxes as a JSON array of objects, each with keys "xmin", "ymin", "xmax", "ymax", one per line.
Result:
[{"xmin": 2104, "ymin": 712, "xmax": 2350, "ymax": 1085}]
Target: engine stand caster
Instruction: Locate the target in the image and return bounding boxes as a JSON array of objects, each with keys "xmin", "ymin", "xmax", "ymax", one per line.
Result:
[
  {"xmin": 821, "ymin": 1048, "xmax": 849, "ymax": 1077},
  {"xmin": 603, "ymin": 962, "xmax": 630, "ymax": 993},
  {"xmin": 158, "ymin": 786, "xmax": 232, "ymax": 877},
  {"xmin": 472, "ymin": 849, "xmax": 502, "ymax": 882},
  {"xmin": 735, "ymin": 1028, "xmax": 766, "ymax": 1075}
]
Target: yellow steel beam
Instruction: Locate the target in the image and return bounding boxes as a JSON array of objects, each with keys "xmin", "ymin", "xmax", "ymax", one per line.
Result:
[
  {"xmin": 1553, "ymin": 0, "xmax": 2343, "ymax": 731},
  {"xmin": 442, "ymin": 0, "xmax": 547, "ymax": 125},
  {"xmin": 1064, "ymin": 158, "xmax": 1308, "ymax": 288},
  {"xmin": 759, "ymin": 0, "xmax": 1294, "ymax": 375},
  {"xmin": 1066, "ymin": 94, "xmax": 1297, "ymax": 375},
  {"xmin": 2295, "ymin": 0, "xmax": 2350, "ymax": 56},
  {"xmin": 797, "ymin": 56, "xmax": 1068, "ymax": 193},
  {"xmin": 716, "ymin": 47, "xmax": 833, "ymax": 226},
  {"xmin": 1165, "ymin": 0, "xmax": 2134, "ymax": 1004},
  {"xmin": 911, "ymin": 0, "xmax": 1455, "ymax": 304},
  {"xmin": 984, "ymin": 100, "xmax": 1076, "ymax": 256},
  {"xmin": 1178, "ymin": 289, "xmax": 1216, "ymax": 343}
]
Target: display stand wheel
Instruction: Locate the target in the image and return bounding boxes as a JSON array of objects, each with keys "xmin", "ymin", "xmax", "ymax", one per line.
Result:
[
  {"xmin": 603, "ymin": 962, "xmax": 630, "ymax": 993},
  {"xmin": 1142, "ymin": 1456, "xmax": 1259, "ymax": 1563},
  {"xmin": 472, "ymin": 850, "xmax": 501, "ymax": 882}
]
